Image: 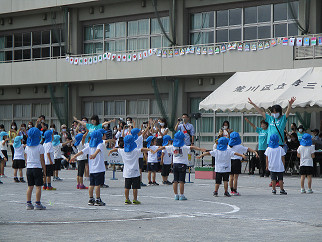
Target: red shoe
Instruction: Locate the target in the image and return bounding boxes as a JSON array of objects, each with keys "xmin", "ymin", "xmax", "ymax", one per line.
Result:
[
  {"xmin": 269, "ymin": 182, "xmax": 272, "ymax": 187},
  {"xmin": 46, "ymin": 187, "xmax": 57, "ymax": 190},
  {"xmin": 77, "ymin": 184, "xmax": 80, "ymax": 189},
  {"xmin": 43, "ymin": 186, "xmax": 47, "ymax": 190},
  {"xmin": 276, "ymin": 181, "xmax": 280, "ymax": 187},
  {"xmin": 79, "ymin": 184, "xmax": 88, "ymax": 189}
]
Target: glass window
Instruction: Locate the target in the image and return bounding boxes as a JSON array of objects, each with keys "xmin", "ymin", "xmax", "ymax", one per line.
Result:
[
  {"xmin": 151, "ymin": 18, "xmax": 161, "ymax": 34},
  {"xmin": 162, "ymin": 17, "xmax": 169, "ymax": 32},
  {"xmin": 51, "ymin": 30, "xmax": 60, "ymax": 43},
  {"xmin": 115, "ymin": 39, "xmax": 125, "ymax": 51},
  {"xmin": 42, "ymin": 31, "xmax": 50, "ymax": 44},
  {"xmin": 244, "ymin": 26, "xmax": 257, "ymax": 40},
  {"xmin": 274, "ymin": 3, "xmax": 287, "ymax": 21},
  {"xmin": 5, "ymin": 35, "xmax": 13, "ymax": 48},
  {"xmin": 127, "ymin": 100, "xmax": 137, "ymax": 115},
  {"xmin": 215, "ymin": 116, "xmax": 228, "ymax": 133},
  {"xmin": 93, "ymin": 102, "xmax": 103, "ymax": 115},
  {"xmin": 83, "ymin": 102, "xmax": 92, "ymax": 117},
  {"xmin": 84, "ymin": 26, "xmax": 93, "ymax": 41},
  {"xmin": 138, "ymin": 19, "xmax": 149, "ymax": 35},
  {"xmin": 137, "ymin": 100, "xmax": 148, "ymax": 115},
  {"xmin": 202, "ymin": 117, "xmax": 214, "ymax": 133},
  {"xmin": 0, "ymin": 51, "xmax": 4, "ymax": 62},
  {"xmin": 217, "ymin": 10, "xmax": 228, "ymax": 27},
  {"xmin": 105, "ymin": 41, "xmax": 115, "ymax": 52},
  {"xmin": 216, "ymin": 29, "xmax": 228, "ymax": 43},
  {"xmin": 52, "ymin": 46, "xmax": 60, "ymax": 57},
  {"xmin": 258, "ymin": 5, "xmax": 271, "ymax": 22},
  {"xmin": 190, "ymin": 33, "xmax": 201, "ymax": 45},
  {"xmin": 115, "ymin": 101, "xmax": 125, "ymax": 115},
  {"xmin": 150, "ymin": 99, "xmax": 160, "ymax": 115},
  {"xmin": 138, "ymin": 38, "xmax": 148, "ymax": 50},
  {"xmin": 0, "ymin": 36, "xmax": 4, "ymax": 49},
  {"xmin": 229, "ymin": 116, "xmax": 241, "ymax": 133},
  {"xmin": 191, "ymin": 13, "xmax": 202, "ymax": 30},
  {"xmin": 274, "ymin": 24, "xmax": 287, "ymax": 37},
  {"xmin": 258, "ymin": 26, "xmax": 271, "ymax": 39},
  {"xmin": 288, "ymin": 23, "xmax": 298, "ymax": 36},
  {"xmin": 33, "ymin": 48, "xmax": 41, "ymax": 58},
  {"xmin": 14, "ymin": 49, "xmax": 22, "ymax": 60},
  {"xmin": 163, "ymin": 37, "xmax": 170, "ymax": 47},
  {"xmin": 115, "ymin": 22, "xmax": 126, "ymax": 37},
  {"xmin": 14, "ymin": 33, "xmax": 22, "ymax": 47},
  {"xmin": 202, "ymin": 31, "xmax": 214, "ymax": 44},
  {"xmin": 5, "ymin": 51, "xmax": 12, "ymax": 61},
  {"xmin": 229, "ymin": 28, "xmax": 241, "ymax": 41},
  {"xmin": 105, "ymin": 23, "xmax": 115, "ymax": 38},
  {"xmin": 151, "ymin": 36, "xmax": 161, "ymax": 48},
  {"xmin": 84, "ymin": 43, "xmax": 93, "ymax": 54},
  {"xmin": 32, "ymin": 104, "xmax": 41, "ymax": 117},
  {"xmin": 128, "ymin": 21, "xmax": 138, "ymax": 36},
  {"xmin": 33, "ymin": 32, "xmax": 41, "ymax": 46},
  {"xmin": 288, "ymin": 1, "xmax": 299, "ymax": 19},
  {"xmin": 229, "ymin": 8, "xmax": 242, "ymax": 25},
  {"xmin": 93, "ymin": 25, "xmax": 103, "ymax": 39},
  {"xmin": 22, "ymin": 49, "xmax": 31, "ymax": 59},
  {"xmin": 127, "ymin": 39, "xmax": 137, "ymax": 51},
  {"xmin": 41, "ymin": 47, "xmax": 50, "ymax": 58},
  {"xmin": 22, "ymin": 33, "xmax": 31, "ymax": 46},
  {"xmin": 203, "ymin": 12, "xmax": 214, "ymax": 28},
  {"xmin": 104, "ymin": 101, "xmax": 115, "ymax": 115},
  {"xmin": 244, "ymin": 7, "xmax": 257, "ymax": 24},
  {"xmin": 94, "ymin": 43, "xmax": 103, "ymax": 53}
]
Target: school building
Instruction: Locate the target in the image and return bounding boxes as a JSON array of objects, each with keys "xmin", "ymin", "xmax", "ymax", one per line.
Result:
[{"xmin": 0, "ymin": 0, "xmax": 322, "ymax": 149}]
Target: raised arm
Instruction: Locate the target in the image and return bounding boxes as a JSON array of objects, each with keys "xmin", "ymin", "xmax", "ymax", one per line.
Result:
[
  {"xmin": 174, "ymin": 119, "xmax": 180, "ymax": 132},
  {"xmin": 108, "ymin": 148, "xmax": 119, "ymax": 156},
  {"xmin": 73, "ymin": 116, "xmax": 87, "ymax": 127},
  {"xmin": 234, "ymin": 152, "xmax": 247, "ymax": 160},
  {"xmin": 196, "ymin": 151, "xmax": 211, "ymax": 159},
  {"xmin": 102, "ymin": 119, "xmax": 116, "ymax": 127},
  {"xmin": 285, "ymin": 97, "xmax": 296, "ymax": 118},
  {"xmin": 190, "ymin": 146, "xmax": 207, "ymax": 153},
  {"xmin": 81, "ymin": 130, "xmax": 89, "ymax": 145},
  {"xmin": 247, "ymin": 147, "xmax": 259, "ymax": 158},
  {"xmin": 70, "ymin": 150, "xmax": 84, "ymax": 163},
  {"xmin": 248, "ymin": 98, "xmax": 266, "ymax": 118},
  {"xmin": 244, "ymin": 118, "xmax": 257, "ymax": 130},
  {"xmin": 141, "ymin": 148, "xmax": 153, "ymax": 153}
]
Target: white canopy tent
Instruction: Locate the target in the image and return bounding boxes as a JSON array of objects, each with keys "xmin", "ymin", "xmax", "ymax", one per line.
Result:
[{"xmin": 199, "ymin": 67, "xmax": 322, "ymax": 113}]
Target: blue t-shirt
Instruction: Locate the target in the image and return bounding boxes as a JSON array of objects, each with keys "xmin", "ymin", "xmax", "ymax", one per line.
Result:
[
  {"xmin": 86, "ymin": 123, "xmax": 102, "ymax": 132},
  {"xmin": 256, "ymin": 127, "xmax": 268, "ymax": 150},
  {"xmin": 265, "ymin": 114, "xmax": 288, "ymax": 146},
  {"xmin": 297, "ymin": 132, "xmax": 304, "ymax": 141}
]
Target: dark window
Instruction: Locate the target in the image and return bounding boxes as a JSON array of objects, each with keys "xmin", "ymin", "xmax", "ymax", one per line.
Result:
[
  {"xmin": 274, "ymin": 24, "xmax": 287, "ymax": 37},
  {"xmin": 288, "ymin": 23, "xmax": 298, "ymax": 36},
  {"xmin": 229, "ymin": 8, "xmax": 242, "ymax": 25},
  {"xmin": 216, "ymin": 29, "xmax": 228, "ymax": 42},
  {"xmin": 42, "ymin": 47, "xmax": 50, "ymax": 58},
  {"xmin": 258, "ymin": 5, "xmax": 271, "ymax": 22},
  {"xmin": 52, "ymin": 46, "xmax": 60, "ymax": 57},
  {"xmin": 229, "ymin": 28, "xmax": 241, "ymax": 41},
  {"xmin": 5, "ymin": 50, "xmax": 12, "ymax": 61},
  {"xmin": 217, "ymin": 10, "xmax": 228, "ymax": 27},
  {"xmin": 274, "ymin": 3, "xmax": 287, "ymax": 21},
  {"xmin": 244, "ymin": 7, "xmax": 257, "ymax": 24},
  {"xmin": 288, "ymin": 1, "xmax": 299, "ymax": 19},
  {"xmin": 23, "ymin": 33, "xmax": 31, "ymax": 46},
  {"xmin": 244, "ymin": 27, "xmax": 257, "ymax": 40},
  {"xmin": 51, "ymin": 30, "xmax": 60, "ymax": 43},
  {"xmin": 14, "ymin": 49, "xmax": 22, "ymax": 60},
  {"xmin": 33, "ymin": 32, "xmax": 41, "ymax": 46},
  {"xmin": 14, "ymin": 33, "xmax": 22, "ymax": 47},
  {"xmin": 33, "ymin": 48, "xmax": 41, "ymax": 58},
  {"xmin": 6, "ymin": 35, "xmax": 13, "ymax": 48},
  {"xmin": 258, "ymin": 26, "xmax": 271, "ymax": 39},
  {"xmin": 42, "ymin": 31, "xmax": 50, "ymax": 45},
  {"xmin": 23, "ymin": 49, "xmax": 31, "ymax": 60}
]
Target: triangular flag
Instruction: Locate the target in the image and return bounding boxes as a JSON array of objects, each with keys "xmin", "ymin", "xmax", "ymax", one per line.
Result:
[
  {"xmin": 98, "ymin": 55, "xmax": 102, "ymax": 62},
  {"xmin": 296, "ymin": 37, "xmax": 302, "ymax": 46},
  {"xmin": 122, "ymin": 54, "xmax": 126, "ymax": 61},
  {"xmin": 107, "ymin": 53, "xmax": 111, "ymax": 60},
  {"xmin": 303, "ymin": 37, "xmax": 310, "ymax": 46},
  {"xmin": 74, "ymin": 58, "xmax": 78, "ymax": 65},
  {"xmin": 84, "ymin": 57, "xmax": 88, "ymax": 65},
  {"xmin": 127, "ymin": 54, "xmax": 131, "ymax": 62},
  {"xmin": 79, "ymin": 58, "xmax": 83, "ymax": 65},
  {"xmin": 93, "ymin": 56, "xmax": 98, "ymax": 63},
  {"xmin": 88, "ymin": 57, "xmax": 93, "ymax": 64},
  {"xmin": 289, "ymin": 37, "xmax": 295, "ymax": 46},
  {"xmin": 112, "ymin": 54, "xmax": 116, "ymax": 60},
  {"xmin": 138, "ymin": 52, "xmax": 142, "ymax": 60},
  {"xmin": 133, "ymin": 53, "xmax": 137, "ymax": 61},
  {"xmin": 103, "ymin": 53, "xmax": 107, "ymax": 60},
  {"xmin": 148, "ymin": 49, "xmax": 153, "ymax": 56},
  {"xmin": 143, "ymin": 51, "xmax": 148, "ymax": 58},
  {"xmin": 65, "ymin": 56, "xmax": 69, "ymax": 62},
  {"xmin": 69, "ymin": 57, "xmax": 74, "ymax": 64},
  {"xmin": 117, "ymin": 54, "xmax": 121, "ymax": 61},
  {"xmin": 311, "ymin": 37, "xmax": 317, "ymax": 46}
]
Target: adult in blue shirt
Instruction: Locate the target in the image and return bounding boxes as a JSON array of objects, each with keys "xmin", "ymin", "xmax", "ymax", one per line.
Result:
[
  {"xmin": 245, "ymin": 118, "xmax": 269, "ymax": 177},
  {"xmin": 174, "ymin": 113, "xmax": 195, "ymax": 146}
]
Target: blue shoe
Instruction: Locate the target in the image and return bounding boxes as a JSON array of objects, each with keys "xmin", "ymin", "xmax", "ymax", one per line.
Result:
[
  {"xmin": 179, "ymin": 195, "xmax": 187, "ymax": 200},
  {"xmin": 26, "ymin": 203, "xmax": 34, "ymax": 210},
  {"xmin": 140, "ymin": 182, "xmax": 147, "ymax": 187},
  {"xmin": 174, "ymin": 194, "xmax": 179, "ymax": 200},
  {"xmin": 34, "ymin": 203, "xmax": 46, "ymax": 210}
]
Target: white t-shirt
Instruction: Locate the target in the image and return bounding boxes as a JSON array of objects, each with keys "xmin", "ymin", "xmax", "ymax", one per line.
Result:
[
  {"xmin": 82, "ymin": 143, "xmax": 105, "ymax": 174},
  {"xmin": 297, "ymin": 145, "xmax": 315, "ymax": 167},
  {"xmin": 118, "ymin": 148, "xmax": 141, "ymax": 178},
  {"xmin": 213, "ymin": 143, "xmax": 217, "ymax": 150},
  {"xmin": 156, "ymin": 128, "xmax": 168, "ymax": 139},
  {"xmin": 165, "ymin": 145, "xmax": 191, "ymax": 165},
  {"xmin": 228, "ymin": 144, "xmax": 248, "ymax": 160},
  {"xmin": 43, "ymin": 142, "xmax": 55, "ymax": 165},
  {"xmin": 76, "ymin": 143, "xmax": 87, "ymax": 161},
  {"xmin": 53, "ymin": 144, "xmax": 62, "ymax": 159},
  {"xmin": 147, "ymin": 146, "xmax": 159, "ymax": 163},
  {"xmin": 135, "ymin": 135, "xmax": 144, "ymax": 158},
  {"xmin": 0, "ymin": 140, "xmax": 7, "ymax": 151},
  {"xmin": 162, "ymin": 149, "xmax": 173, "ymax": 165},
  {"xmin": 13, "ymin": 145, "xmax": 25, "ymax": 160},
  {"xmin": 115, "ymin": 131, "xmax": 122, "ymax": 147},
  {"xmin": 26, "ymin": 144, "xmax": 45, "ymax": 169},
  {"xmin": 265, "ymin": 147, "xmax": 286, "ymax": 172},
  {"xmin": 210, "ymin": 149, "xmax": 235, "ymax": 173}
]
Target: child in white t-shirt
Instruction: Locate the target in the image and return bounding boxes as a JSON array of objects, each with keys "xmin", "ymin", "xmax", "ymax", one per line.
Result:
[
  {"xmin": 161, "ymin": 135, "xmax": 173, "ymax": 185},
  {"xmin": 25, "ymin": 127, "xmax": 46, "ymax": 210},
  {"xmin": 109, "ymin": 135, "xmax": 152, "ymax": 204},
  {"xmin": 52, "ymin": 135, "xmax": 70, "ymax": 181},
  {"xmin": 265, "ymin": 134, "xmax": 287, "ymax": 195},
  {"xmin": 43, "ymin": 130, "xmax": 56, "ymax": 191},
  {"xmin": 297, "ymin": 133, "xmax": 315, "ymax": 193},
  {"xmin": 74, "ymin": 131, "xmax": 89, "ymax": 189},
  {"xmin": 11, "ymin": 136, "xmax": 26, "ymax": 183},
  {"xmin": 228, "ymin": 132, "xmax": 258, "ymax": 196},
  {"xmin": 0, "ymin": 131, "xmax": 9, "ymax": 178},
  {"xmin": 146, "ymin": 136, "xmax": 160, "ymax": 186},
  {"xmin": 70, "ymin": 130, "xmax": 106, "ymax": 206},
  {"xmin": 197, "ymin": 137, "xmax": 246, "ymax": 197}
]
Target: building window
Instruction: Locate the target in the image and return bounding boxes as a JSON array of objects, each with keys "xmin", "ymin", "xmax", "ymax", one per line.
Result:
[
  {"xmin": 0, "ymin": 29, "xmax": 65, "ymax": 63},
  {"xmin": 83, "ymin": 17, "xmax": 170, "ymax": 54},
  {"xmin": 190, "ymin": 1, "xmax": 299, "ymax": 45}
]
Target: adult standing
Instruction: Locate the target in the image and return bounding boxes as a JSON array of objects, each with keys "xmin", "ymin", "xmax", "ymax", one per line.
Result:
[
  {"xmin": 175, "ymin": 114, "xmax": 195, "ymax": 146},
  {"xmin": 36, "ymin": 115, "xmax": 48, "ymax": 132},
  {"xmin": 8, "ymin": 121, "xmax": 18, "ymax": 161},
  {"xmin": 73, "ymin": 115, "xmax": 115, "ymax": 133}
]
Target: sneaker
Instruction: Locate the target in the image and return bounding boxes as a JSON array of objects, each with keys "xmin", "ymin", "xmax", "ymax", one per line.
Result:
[
  {"xmin": 280, "ymin": 189, "xmax": 287, "ymax": 195},
  {"xmin": 79, "ymin": 184, "xmax": 88, "ymax": 189},
  {"xmin": 26, "ymin": 203, "xmax": 34, "ymax": 210},
  {"xmin": 100, "ymin": 184, "xmax": 109, "ymax": 188},
  {"xmin": 147, "ymin": 181, "xmax": 153, "ymax": 186},
  {"xmin": 166, "ymin": 181, "xmax": 173, "ymax": 185},
  {"xmin": 19, "ymin": 178, "xmax": 26, "ymax": 183},
  {"xmin": 34, "ymin": 203, "xmax": 46, "ymax": 210},
  {"xmin": 77, "ymin": 184, "xmax": 80, "ymax": 189},
  {"xmin": 52, "ymin": 177, "xmax": 57, "ymax": 181},
  {"xmin": 140, "ymin": 182, "xmax": 147, "ymax": 186},
  {"xmin": 133, "ymin": 199, "xmax": 141, "ymax": 204},
  {"xmin": 55, "ymin": 177, "xmax": 63, "ymax": 181},
  {"xmin": 46, "ymin": 187, "xmax": 57, "ymax": 190},
  {"xmin": 152, "ymin": 181, "xmax": 159, "ymax": 186},
  {"xmin": 0, "ymin": 174, "xmax": 7, "ymax": 178},
  {"xmin": 42, "ymin": 186, "xmax": 47, "ymax": 190},
  {"xmin": 224, "ymin": 192, "xmax": 231, "ymax": 197},
  {"xmin": 179, "ymin": 195, "xmax": 187, "ymax": 200},
  {"xmin": 301, "ymin": 188, "xmax": 306, "ymax": 194},
  {"xmin": 95, "ymin": 199, "xmax": 106, "ymax": 206},
  {"xmin": 162, "ymin": 181, "xmax": 166, "ymax": 185},
  {"xmin": 88, "ymin": 198, "xmax": 95, "ymax": 206},
  {"xmin": 307, "ymin": 189, "xmax": 313, "ymax": 194},
  {"xmin": 272, "ymin": 190, "xmax": 276, "ymax": 194},
  {"xmin": 231, "ymin": 191, "xmax": 236, "ymax": 196},
  {"xmin": 174, "ymin": 194, "xmax": 179, "ymax": 200},
  {"xmin": 232, "ymin": 191, "xmax": 240, "ymax": 196},
  {"xmin": 0, "ymin": 181, "xmax": 2, "ymax": 184},
  {"xmin": 213, "ymin": 191, "xmax": 218, "ymax": 197},
  {"xmin": 125, "ymin": 199, "xmax": 132, "ymax": 205},
  {"xmin": 14, "ymin": 177, "xmax": 20, "ymax": 183}
]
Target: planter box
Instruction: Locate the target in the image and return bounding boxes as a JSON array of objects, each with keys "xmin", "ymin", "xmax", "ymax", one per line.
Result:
[{"xmin": 195, "ymin": 167, "xmax": 216, "ymax": 180}]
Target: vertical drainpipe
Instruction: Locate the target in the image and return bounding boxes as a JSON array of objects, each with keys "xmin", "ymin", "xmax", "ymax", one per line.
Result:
[{"xmin": 67, "ymin": 9, "xmax": 70, "ymax": 54}]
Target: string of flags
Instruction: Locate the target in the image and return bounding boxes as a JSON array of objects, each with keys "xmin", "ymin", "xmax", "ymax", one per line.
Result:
[{"xmin": 66, "ymin": 36, "xmax": 322, "ymax": 65}]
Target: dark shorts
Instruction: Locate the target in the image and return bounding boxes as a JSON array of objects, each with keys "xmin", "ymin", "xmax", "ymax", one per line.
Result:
[
  {"xmin": 270, "ymin": 171, "xmax": 284, "ymax": 181},
  {"xmin": 125, "ymin": 176, "xmax": 141, "ymax": 189},
  {"xmin": 45, "ymin": 164, "xmax": 54, "ymax": 177},
  {"xmin": 77, "ymin": 159, "xmax": 87, "ymax": 177},
  {"xmin": 54, "ymin": 159, "xmax": 61, "ymax": 171},
  {"xmin": 12, "ymin": 159, "xmax": 26, "ymax": 169},
  {"xmin": 300, "ymin": 166, "xmax": 313, "ymax": 176},
  {"xmin": 230, "ymin": 159, "xmax": 242, "ymax": 174},
  {"xmin": 215, "ymin": 172, "xmax": 229, "ymax": 184},
  {"xmin": 27, "ymin": 168, "xmax": 44, "ymax": 187},
  {"xmin": 156, "ymin": 138, "xmax": 163, "ymax": 146},
  {"xmin": 161, "ymin": 164, "xmax": 171, "ymax": 177},
  {"xmin": 90, "ymin": 172, "xmax": 105, "ymax": 186},
  {"xmin": 147, "ymin": 163, "xmax": 158, "ymax": 172},
  {"xmin": 173, "ymin": 163, "xmax": 186, "ymax": 183},
  {"xmin": 139, "ymin": 158, "xmax": 144, "ymax": 170},
  {"xmin": 1, "ymin": 150, "xmax": 8, "ymax": 161}
]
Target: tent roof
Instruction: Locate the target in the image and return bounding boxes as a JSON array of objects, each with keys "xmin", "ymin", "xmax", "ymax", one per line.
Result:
[{"xmin": 199, "ymin": 67, "xmax": 322, "ymax": 113}]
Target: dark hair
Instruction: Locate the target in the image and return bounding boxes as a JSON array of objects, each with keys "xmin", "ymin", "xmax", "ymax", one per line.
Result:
[
  {"xmin": 270, "ymin": 105, "xmax": 283, "ymax": 116},
  {"xmin": 50, "ymin": 124, "xmax": 56, "ymax": 128},
  {"xmin": 223, "ymin": 120, "xmax": 230, "ymax": 128},
  {"xmin": 126, "ymin": 117, "xmax": 132, "ymax": 122},
  {"xmin": 290, "ymin": 132, "xmax": 299, "ymax": 142},
  {"xmin": 82, "ymin": 117, "xmax": 88, "ymax": 122},
  {"xmin": 260, "ymin": 120, "xmax": 268, "ymax": 126},
  {"xmin": 0, "ymin": 124, "xmax": 4, "ymax": 129},
  {"xmin": 291, "ymin": 123, "xmax": 297, "ymax": 129},
  {"xmin": 39, "ymin": 115, "xmax": 45, "ymax": 120},
  {"xmin": 11, "ymin": 121, "xmax": 17, "ymax": 131},
  {"xmin": 182, "ymin": 113, "xmax": 189, "ymax": 117},
  {"xmin": 21, "ymin": 123, "xmax": 26, "ymax": 127},
  {"xmin": 151, "ymin": 137, "xmax": 157, "ymax": 145},
  {"xmin": 160, "ymin": 118, "xmax": 168, "ymax": 128},
  {"xmin": 91, "ymin": 115, "xmax": 100, "ymax": 125}
]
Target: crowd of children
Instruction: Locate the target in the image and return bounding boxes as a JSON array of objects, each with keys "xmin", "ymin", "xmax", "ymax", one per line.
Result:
[{"xmin": 0, "ymin": 97, "xmax": 319, "ymax": 209}]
